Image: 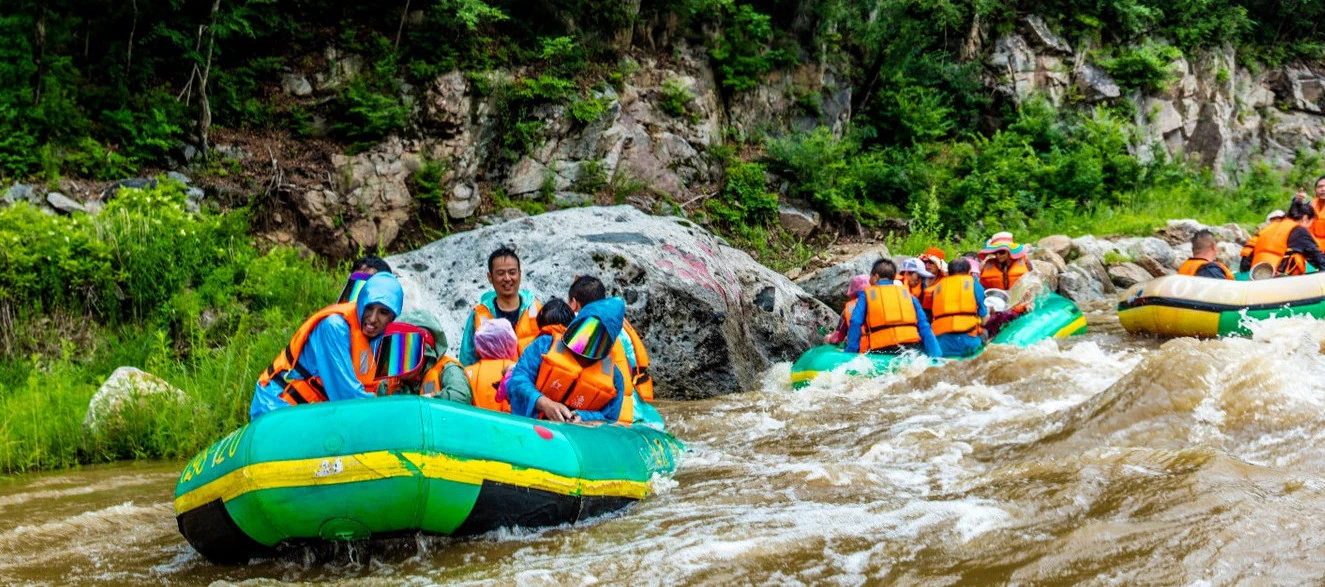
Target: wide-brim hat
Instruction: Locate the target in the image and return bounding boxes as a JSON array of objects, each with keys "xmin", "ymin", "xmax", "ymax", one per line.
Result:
[
  {"xmin": 978, "ymin": 232, "xmax": 1028, "ymax": 259},
  {"xmin": 563, "ymin": 316, "xmax": 611, "ymax": 361}
]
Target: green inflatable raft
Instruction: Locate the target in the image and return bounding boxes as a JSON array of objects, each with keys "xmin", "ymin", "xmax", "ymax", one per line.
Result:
[
  {"xmin": 791, "ymin": 292, "xmax": 1086, "ymax": 389},
  {"xmin": 175, "ymin": 396, "xmax": 683, "ymax": 564}
]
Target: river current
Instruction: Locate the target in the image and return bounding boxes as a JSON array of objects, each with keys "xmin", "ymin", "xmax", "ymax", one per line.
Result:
[{"xmin": 5, "ymin": 306, "xmax": 1325, "ymax": 585}]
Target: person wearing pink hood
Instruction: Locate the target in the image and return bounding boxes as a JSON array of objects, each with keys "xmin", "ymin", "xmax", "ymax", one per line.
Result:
[{"xmin": 824, "ymin": 274, "xmax": 871, "ymax": 345}]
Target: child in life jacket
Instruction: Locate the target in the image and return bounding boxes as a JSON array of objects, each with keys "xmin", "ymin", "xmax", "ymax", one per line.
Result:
[
  {"xmin": 824, "ymin": 275, "xmax": 871, "ymax": 345},
  {"xmin": 466, "ymin": 318, "xmax": 520, "ymax": 412}
]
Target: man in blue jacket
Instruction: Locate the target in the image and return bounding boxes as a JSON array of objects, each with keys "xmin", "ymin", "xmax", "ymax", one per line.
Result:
[
  {"xmin": 505, "ymin": 296, "xmax": 627, "ymax": 423},
  {"xmin": 846, "ymin": 258, "xmax": 942, "ymax": 357},
  {"xmin": 459, "ymin": 247, "xmax": 542, "ymax": 365},
  {"xmin": 250, "ymin": 272, "xmax": 404, "ymax": 419}
]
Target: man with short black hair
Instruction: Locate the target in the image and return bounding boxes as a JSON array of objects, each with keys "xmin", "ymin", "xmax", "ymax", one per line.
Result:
[
  {"xmin": 1179, "ymin": 230, "xmax": 1233, "ymax": 279},
  {"xmin": 459, "ymin": 247, "xmax": 542, "ymax": 365}
]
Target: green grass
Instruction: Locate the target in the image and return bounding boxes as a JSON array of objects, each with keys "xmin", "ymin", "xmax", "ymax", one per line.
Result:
[{"xmin": 0, "ymin": 276, "xmax": 337, "ymax": 475}]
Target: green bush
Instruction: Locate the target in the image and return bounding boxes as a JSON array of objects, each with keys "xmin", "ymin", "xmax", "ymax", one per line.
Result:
[
  {"xmin": 569, "ymin": 96, "xmax": 610, "ymax": 125},
  {"xmin": 710, "ymin": 3, "xmax": 786, "ymax": 93},
  {"xmin": 708, "ymin": 161, "xmax": 777, "ymax": 225},
  {"xmin": 1099, "ymin": 42, "xmax": 1184, "ymax": 93},
  {"xmin": 660, "ymin": 79, "xmax": 694, "ymax": 118},
  {"xmin": 334, "ymin": 77, "xmax": 411, "ymax": 151},
  {"xmin": 413, "ymin": 158, "xmax": 449, "ymax": 208}
]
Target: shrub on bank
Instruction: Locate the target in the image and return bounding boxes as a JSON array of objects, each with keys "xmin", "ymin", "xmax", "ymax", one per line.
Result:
[{"xmin": 0, "ymin": 183, "xmax": 342, "ymax": 474}]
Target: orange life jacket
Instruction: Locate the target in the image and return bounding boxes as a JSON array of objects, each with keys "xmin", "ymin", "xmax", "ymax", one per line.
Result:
[
  {"xmin": 1234, "ymin": 235, "xmax": 1256, "ymax": 263},
  {"xmin": 418, "ymin": 355, "xmax": 463, "ymax": 398},
  {"xmin": 931, "ymin": 275, "xmax": 983, "ymax": 337},
  {"xmin": 474, "ymin": 299, "xmax": 543, "ymax": 351},
  {"xmin": 840, "ymin": 298, "xmax": 865, "ymax": 343},
  {"xmin": 465, "ymin": 358, "xmax": 514, "ymax": 412},
  {"xmin": 1250, "ymin": 219, "xmax": 1297, "ymax": 272},
  {"xmin": 622, "ymin": 320, "xmax": 653, "ymax": 402},
  {"xmin": 258, "ymin": 303, "xmax": 377, "ymax": 406},
  {"xmin": 1310, "ymin": 199, "xmax": 1325, "ymax": 249},
  {"xmin": 1177, "ymin": 258, "xmax": 1234, "ymax": 279},
  {"xmin": 920, "ymin": 281, "xmax": 938, "ymax": 314},
  {"xmin": 860, "ymin": 284, "xmax": 921, "ymax": 353},
  {"xmin": 979, "ymin": 258, "xmax": 1028, "ymax": 291},
  {"xmin": 535, "ymin": 340, "xmax": 620, "ymax": 413}
]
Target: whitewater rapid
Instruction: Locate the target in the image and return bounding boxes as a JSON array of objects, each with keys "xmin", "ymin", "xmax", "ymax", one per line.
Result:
[{"xmin": 5, "ymin": 309, "xmax": 1325, "ymax": 585}]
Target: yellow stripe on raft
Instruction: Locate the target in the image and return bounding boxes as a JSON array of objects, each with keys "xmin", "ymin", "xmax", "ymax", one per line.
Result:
[
  {"xmin": 1053, "ymin": 315, "xmax": 1088, "ymax": 338},
  {"xmin": 1117, "ymin": 304, "xmax": 1221, "ymax": 338},
  {"xmin": 174, "ymin": 450, "xmax": 652, "ymax": 515},
  {"xmin": 790, "ymin": 370, "xmax": 821, "ymax": 384}
]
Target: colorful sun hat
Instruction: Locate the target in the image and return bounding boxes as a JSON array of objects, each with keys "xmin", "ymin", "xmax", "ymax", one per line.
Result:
[
  {"xmin": 337, "ymin": 272, "xmax": 374, "ymax": 304},
  {"xmin": 375, "ymin": 323, "xmax": 436, "ymax": 379},
  {"xmin": 563, "ymin": 317, "xmax": 611, "ymax": 361},
  {"xmin": 922, "ymin": 247, "xmax": 946, "ymax": 261},
  {"xmin": 978, "ymin": 232, "xmax": 1028, "ymax": 259},
  {"xmin": 918, "ymin": 248, "xmax": 947, "ymax": 275}
]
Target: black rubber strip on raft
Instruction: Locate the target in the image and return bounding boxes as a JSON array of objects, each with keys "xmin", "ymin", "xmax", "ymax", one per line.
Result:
[
  {"xmin": 177, "ymin": 499, "xmax": 275, "ymax": 565},
  {"xmin": 1118, "ymin": 294, "xmax": 1325, "ymax": 313},
  {"xmin": 453, "ymin": 480, "xmax": 637, "ymax": 536}
]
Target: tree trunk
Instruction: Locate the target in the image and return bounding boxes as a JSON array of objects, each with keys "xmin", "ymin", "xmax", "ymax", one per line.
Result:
[
  {"xmin": 199, "ymin": 0, "xmax": 221, "ymax": 158},
  {"xmin": 127, "ymin": 0, "xmax": 139, "ymax": 74},
  {"xmin": 395, "ymin": 0, "xmax": 411, "ymax": 47},
  {"xmin": 33, "ymin": 6, "xmax": 47, "ymax": 105}
]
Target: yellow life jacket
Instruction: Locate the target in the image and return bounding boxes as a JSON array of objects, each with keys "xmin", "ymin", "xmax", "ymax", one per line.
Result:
[
  {"xmin": 464, "ymin": 358, "xmax": 514, "ymax": 412},
  {"xmin": 931, "ymin": 274, "xmax": 983, "ymax": 337},
  {"xmin": 1177, "ymin": 258, "xmax": 1234, "ymax": 279},
  {"xmin": 418, "ymin": 355, "xmax": 463, "ymax": 398},
  {"xmin": 979, "ymin": 258, "xmax": 1028, "ymax": 291},
  {"xmin": 258, "ymin": 303, "xmax": 377, "ymax": 406},
  {"xmin": 535, "ymin": 340, "xmax": 620, "ymax": 413},
  {"xmin": 474, "ymin": 299, "xmax": 543, "ymax": 351},
  {"xmin": 861, "ymin": 284, "xmax": 921, "ymax": 352}
]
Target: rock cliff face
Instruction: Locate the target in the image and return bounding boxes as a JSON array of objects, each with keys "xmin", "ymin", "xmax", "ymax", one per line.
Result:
[
  {"xmin": 276, "ymin": 16, "xmax": 1323, "ymax": 256},
  {"xmin": 987, "ymin": 16, "xmax": 1321, "ymax": 186}
]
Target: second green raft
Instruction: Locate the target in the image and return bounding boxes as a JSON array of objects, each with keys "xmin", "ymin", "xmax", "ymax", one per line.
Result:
[{"xmin": 791, "ymin": 292, "xmax": 1087, "ymax": 389}]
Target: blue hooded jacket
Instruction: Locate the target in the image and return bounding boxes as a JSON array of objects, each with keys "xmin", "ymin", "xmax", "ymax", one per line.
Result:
[
  {"xmin": 506, "ymin": 297, "xmax": 627, "ymax": 422},
  {"xmin": 249, "ymin": 273, "xmax": 405, "ymax": 419},
  {"xmin": 458, "ymin": 289, "xmax": 539, "ymax": 365}
]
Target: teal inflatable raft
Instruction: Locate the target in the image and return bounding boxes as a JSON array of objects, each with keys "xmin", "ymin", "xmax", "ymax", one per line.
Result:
[
  {"xmin": 791, "ymin": 292, "xmax": 1086, "ymax": 389},
  {"xmin": 175, "ymin": 396, "xmax": 683, "ymax": 564}
]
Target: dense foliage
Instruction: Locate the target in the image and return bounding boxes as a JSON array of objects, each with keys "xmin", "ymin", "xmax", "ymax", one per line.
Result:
[{"xmin": 0, "ymin": 183, "xmax": 342, "ymax": 472}]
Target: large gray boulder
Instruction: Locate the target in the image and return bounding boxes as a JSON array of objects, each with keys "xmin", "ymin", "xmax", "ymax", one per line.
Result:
[
  {"xmin": 388, "ymin": 206, "xmax": 835, "ymax": 399},
  {"xmin": 794, "ymin": 248, "xmax": 890, "ymax": 311},
  {"xmin": 84, "ymin": 367, "xmax": 188, "ymax": 432}
]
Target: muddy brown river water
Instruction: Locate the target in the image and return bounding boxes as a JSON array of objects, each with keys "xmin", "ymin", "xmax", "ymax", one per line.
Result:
[{"xmin": 5, "ymin": 308, "xmax": 1325, "ymax": 585}]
